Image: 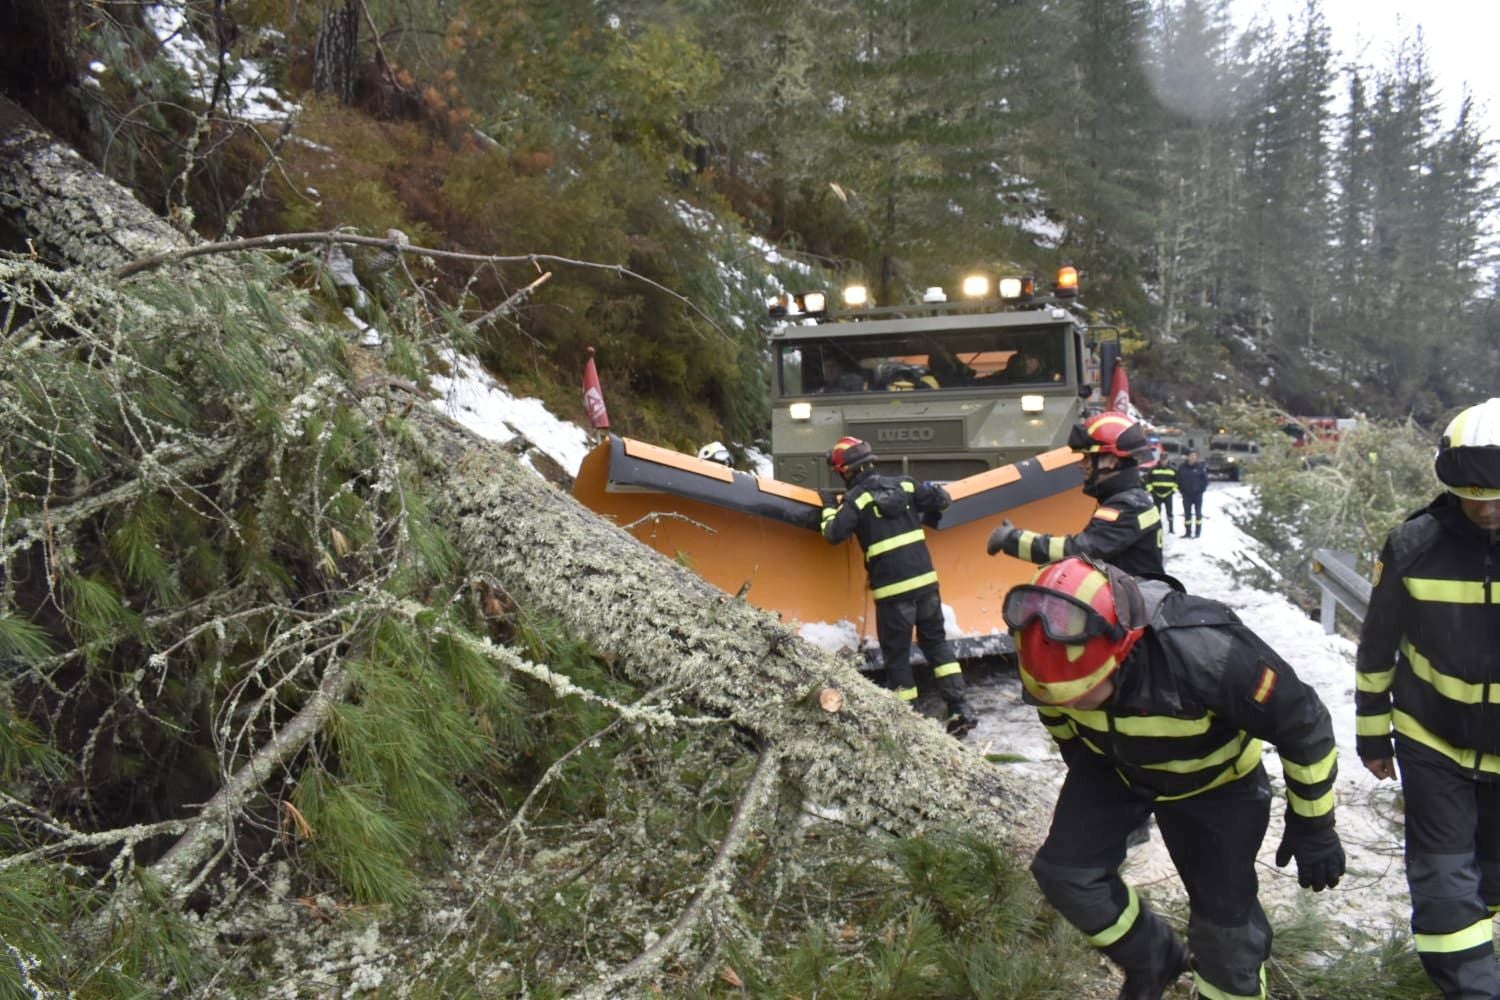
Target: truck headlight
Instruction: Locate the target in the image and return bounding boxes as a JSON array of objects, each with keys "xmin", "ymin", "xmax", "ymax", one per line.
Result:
[
  {"xmin": 1021, "ymin": 394, "xmax": 1044, "ymax": 413},
  {"xmin": 789, "ymin": 402, "xmax": 812, "ymax": 421}
]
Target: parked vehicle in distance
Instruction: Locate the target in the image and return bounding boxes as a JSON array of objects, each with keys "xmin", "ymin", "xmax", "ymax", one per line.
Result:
[{"xmin": 1207, "ymin": 434, "xmax": 1260, "ymax": 481}]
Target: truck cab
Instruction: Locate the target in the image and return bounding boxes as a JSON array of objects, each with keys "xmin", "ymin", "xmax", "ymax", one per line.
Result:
[{"xmin": 767, "ymin": 271, "xmax": 1096, "ymax": 489}]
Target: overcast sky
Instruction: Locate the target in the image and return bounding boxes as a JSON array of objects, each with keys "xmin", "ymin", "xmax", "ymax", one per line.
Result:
[{"xmin": 1227, "ymin": 0, "xmax": 1497, "ymax": 130}]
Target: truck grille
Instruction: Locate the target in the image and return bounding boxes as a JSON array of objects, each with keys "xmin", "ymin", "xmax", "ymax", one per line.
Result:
[{"xmin": 848, "ymin": 419, "xmax": 966, "ymax": 450}]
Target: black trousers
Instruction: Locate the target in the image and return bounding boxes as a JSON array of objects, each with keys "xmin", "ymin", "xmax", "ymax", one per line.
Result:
[
  {"xmin": 1031, "ymin": 750, "xmax": 1272, "ymax": 998},
  {"xmin": 1152, "ymin": 493, "xmax": 1175, "ymax": 528},
  {"xmin": 1181, "ymin": 493, "xmax": 1203, "ymax": 535},
  {"xmin": 874, "ymin": 586, "xmax": 957, "ymax": 700},
  {"xmin": 1398, "ymin": 750, "xmax": 1500, "ymax": 1000}
]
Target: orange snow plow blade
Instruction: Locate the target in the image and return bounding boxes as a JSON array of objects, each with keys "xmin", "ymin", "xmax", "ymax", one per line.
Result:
[{"xmin": 572, "ymin": 436, "xmax": 1093, "ymax": 659}]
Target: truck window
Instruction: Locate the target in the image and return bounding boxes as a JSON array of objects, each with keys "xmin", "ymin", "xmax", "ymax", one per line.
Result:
[{"xmin": 777, "ymin": 326, "xmax": 1070, "ymax": 396}]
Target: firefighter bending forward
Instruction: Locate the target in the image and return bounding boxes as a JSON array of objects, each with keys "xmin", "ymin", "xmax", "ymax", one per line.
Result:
[
  {"xmin": 1357, "ymin": 398, "xmax": 1500, "ymax": 1000},
  {"xmin": 1005, "ymin": 557, "xmax": 1343, "ymax": 1000},
  {"xmin": 821, "ymin": 436, "xmax": 978, "ymax": 736}
]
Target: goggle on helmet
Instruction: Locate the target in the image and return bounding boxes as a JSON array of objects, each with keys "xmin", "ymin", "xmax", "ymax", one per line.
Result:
[
  {"xmin": 1435, "ymin": 398, "xmax": 1500, "ymax": 501},
  {"xmin": 1001, "ymin": 556, "xmax": 1147, "ymax": 706}
]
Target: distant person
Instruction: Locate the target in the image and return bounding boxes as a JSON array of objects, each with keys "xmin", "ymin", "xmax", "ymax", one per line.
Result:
[
  {"xmin": 697, "ymin": 441, "xmax": 733, "ymax": 467},
  {"xmin": 1356, "ymin": 398, "xmax": 1500, "ymax": 1000},
  {"xmin": 820, "ymin": 355, "xmax": 866, "ymax": 393},
  {"xmin": 1007, "ymin": 556, "xmax": 1342, "ymax": 1000},
  {"xmin": 986, "ymin": 411, "xmax": 1164, "ymax": 577},
  {"xmin": 1003, "ymin": 349, "xmax": 1054, "ymax": 382},
  {"xmin": 1144, "ymin": 453, "xmax": 1179, "ymax": 535},
  {"xmin": 1176, "ymin": 449, "xmax": 1209, "ymax": 538},
  {"xmin": 820, "ymin": 436, "xmax": 977, "ymax": 736}
]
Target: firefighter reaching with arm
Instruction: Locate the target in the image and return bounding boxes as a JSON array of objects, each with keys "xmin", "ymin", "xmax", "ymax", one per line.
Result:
[
  {"xmin": 986, "ymin": 411, "xmax": 1165, "ymax": 577},
  {"xmin": 1006, "ymin": 556, "xmax": 1343, "ymax": 1000},
  {"xmin": 820, "ymin": 436, "xmax": 978, "ymax": 736},
  {"xmin": 1356, "ymin": 397, "xmax": 1500, "ymax": 1000}
]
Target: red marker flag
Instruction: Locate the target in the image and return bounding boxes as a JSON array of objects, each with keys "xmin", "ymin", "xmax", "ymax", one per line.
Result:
[
  {"xmin": 582, "ymin": 347, "xmax": 610, "ymax": 429},
  {"xmin": 1108, "ymin": 361, "xmax": 1131, "ymax": 415}
]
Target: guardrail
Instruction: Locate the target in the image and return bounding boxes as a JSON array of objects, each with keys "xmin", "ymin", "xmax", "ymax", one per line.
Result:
[{"xmin": 1308, "ymin": 548, "xmax": 1371, "ymax": 634}]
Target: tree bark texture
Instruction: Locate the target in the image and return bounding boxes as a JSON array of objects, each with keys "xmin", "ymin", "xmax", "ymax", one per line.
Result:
[{"xmin": 0, "ymin": 93, "xmax": 1045, "ymax": 854}]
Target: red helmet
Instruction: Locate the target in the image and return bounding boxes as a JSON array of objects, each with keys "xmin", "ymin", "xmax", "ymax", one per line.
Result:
[
  {"xmin": 1068, "ymin": 411, "xmax": 1151, "ymax": 460},
  {"xmin": 1002, "ymin": 557, "xmax": 1147, "ymax": 705},
  {"xmin": 828, "ymin": 436, "xmax": 875, "ymax": 478}
]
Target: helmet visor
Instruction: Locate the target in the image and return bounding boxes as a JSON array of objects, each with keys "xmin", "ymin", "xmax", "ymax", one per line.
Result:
[{"xmin": 1003, "ymin": 585, "xmax": 1114, "ymax": 643}]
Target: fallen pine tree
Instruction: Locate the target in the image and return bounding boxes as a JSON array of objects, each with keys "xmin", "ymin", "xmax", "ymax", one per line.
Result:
[{"xmin": 0, "ymin": 93, "xmax": 1070, "ymax": 997}]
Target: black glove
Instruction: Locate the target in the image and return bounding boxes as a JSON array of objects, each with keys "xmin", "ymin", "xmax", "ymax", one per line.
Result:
[
  {"xmin": 986, "ymin": 519, "xmax": 1020, "ymax": 556},
  {"xmin": 922, "ymin": 507, "xmax": 943, "ymax": 528},
  {"xmin": 817, "ymin": 487, "xmax": 842, "ymax": 508},
  {"xmin": 1274, "ymin": 817, "xmax": 1344, "ymax": 891}
]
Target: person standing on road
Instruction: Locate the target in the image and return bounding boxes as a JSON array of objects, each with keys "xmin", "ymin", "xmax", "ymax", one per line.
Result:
[
  {"xmin": 820, "ymin": 436, "xmax": 978, "ymax": 736},
  {"xmin": 1176, "ymin": 449, "xmax": 1209, "ymax": 539},
  {"xmin": 985, "ymin": 411, "xmax": 1164, "ymax": 577},
  {"xmin": 1008, "ymin": 556, "xmax": 1343, "ymax": 1000},
  {"xmin": 1356, "ymin": 398, "xmax": 1500, "ymax": 1000},
  {"xmin": 1144, "ymin": 452, "xmax": 1179, "ymax": 536}
]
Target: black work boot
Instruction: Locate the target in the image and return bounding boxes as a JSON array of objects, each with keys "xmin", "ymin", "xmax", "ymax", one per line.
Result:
[
  {"xmin": 945, "ymin": 697, "xmax": 978, "ymax": 737},
  {"xmin": 1116, "ymin": 934, "xmax": 1189, "ymax": 1000}
]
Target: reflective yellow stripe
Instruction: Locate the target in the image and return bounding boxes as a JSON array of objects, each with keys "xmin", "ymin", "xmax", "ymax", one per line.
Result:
[
  {"xmin": 895, "ymin": 686, "xmax": 919, "ymax": 702},
  {"xmin": 1405, "ymin": 578, "xmax": 1491, "ymax": 604},
  {"xmin": 932, "ymin": 662, "xmax": 961, "ymax": 678},
  {"xmin": 900, "ymin": 480, "xmax": 915, "ymax": 493},
  {"xmin": 1138, "ymin": 507, "xmax": 1160, "ymax": 529},
  {"xmin": 1287, "ymin": 786, "xmax": 1336, "ymax": 818},
  {"xmin": 1152, "ymin": 740, "xmax": 1264, "ymax": 802},
  {"xmin": 872, "ymin": 571, "xmax": 938, "ymax": 601},
  {"xmin": 1282, "ymin": 747, "xmax": 1338, "ymax": 785},
  {"xmin": 1356, "ymin": 668, "xmax": 1395, "ymax": 693},
  {"xmin": 1415, "ymin": 915, "xmax": 1495, "ymax": 954},
  {"xmin": 1138, "ymin": 736, "xmax": 1250, "ymax": 775},
  {"xmin": 1086, "ymin": 885, "xmax": 1140, "ymax": 947},
  {"xmin": 1112, "ymin": 713, "xmax": 1213, "ymax": 738},
  {"xmin": 1356, "ymin": 712, "xmax": 1392, "ymax": 736},
  {"xmin": 1047, "ymin": 535, "xmax": 1067, "ymax": 561},
  {"xmin": 1402, "ymin": 638, "xmax": 1500, "ymax": 704},
  {"xmin": 821, "ymin": 508, "xmax": 837, "ymax": 530},
  {"xmin": 866, "ymin": 529, "xmax": 925, "ymax": 559},
  {"xmin": 1014, "ymin": 529, "xmax": 1041, "ymax": 560},
  {"xmin": 1194, "ymin": 965, "xmax": 1266, "ymax": 1000},
  {"xmin": 854, "ymin": 492, "xmax": 874, "ymax": 510},
  {"xmin": 1393, "ymin": 709, "xmax": 1500, "ymax": 775}
]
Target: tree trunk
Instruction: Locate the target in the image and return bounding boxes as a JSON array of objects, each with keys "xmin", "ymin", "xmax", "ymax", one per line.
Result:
[{"xmin": 0, "ymin": 94, "xmax": 1045, "ymax": 861}]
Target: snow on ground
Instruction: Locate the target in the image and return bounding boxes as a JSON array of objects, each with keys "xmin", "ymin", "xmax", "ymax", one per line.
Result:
[
  {"xmin": 429, "ymin": 359, "xmax": 1413, "ymax": 941},
  {"xmin": 967, "ymin": 482, "xmax": 1410, "ymax": 945}
]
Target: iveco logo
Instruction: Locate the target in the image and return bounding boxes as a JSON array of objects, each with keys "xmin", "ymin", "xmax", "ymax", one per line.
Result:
[{"xmin": 877, "ymin": 427, "xmax": 936, "ymax": 443}]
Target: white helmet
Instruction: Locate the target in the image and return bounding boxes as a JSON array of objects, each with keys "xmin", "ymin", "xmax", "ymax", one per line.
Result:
[
  {"xmin": 697, "ymin": 441, "xmax": 732, "ymax": 466},
  {"xmin": 1435, "ymin": 398, "xmax": 1500, "ymax": 500}
]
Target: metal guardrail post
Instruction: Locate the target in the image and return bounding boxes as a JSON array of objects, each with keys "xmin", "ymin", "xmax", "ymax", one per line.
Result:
[{"xmin": 1308, "ymin": 548, "xmax": 1372, "ymax": 634}]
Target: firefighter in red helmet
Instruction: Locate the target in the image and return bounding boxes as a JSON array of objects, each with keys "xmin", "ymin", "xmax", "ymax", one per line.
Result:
[
  {"xmin": 821, "ymin": 436, "xmax": 978, "ymax": 736},
  {"xmin": 986, "ymin": 411, "xmax": 1164, "ymax": 577},
  {"xmin": 1005, "ymin": 556, "xmax": 1343, "ymax": 1000}
]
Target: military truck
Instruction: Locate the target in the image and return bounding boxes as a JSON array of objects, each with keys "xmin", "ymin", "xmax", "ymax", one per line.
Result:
[
  {"xmin": 1207, "ymin": 433, "xmax": 1260, "ymax": 481},
  {"xmin": 573, "ymin": 267, "xmax": 1112, "ymax": 658}
]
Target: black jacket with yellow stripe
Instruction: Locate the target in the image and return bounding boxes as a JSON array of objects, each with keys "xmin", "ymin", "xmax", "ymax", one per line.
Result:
[
  {"xmin": 997, "ymin": 466, "xmax": 1165, "ymax": 577},
  {"xmin": 1038, "ymin": 583, "xmax": 1339, "ymax": 822},
  {"xmin": 821, "ymin": 469, "xmax": 950, "ymax": 602},
  {"xmin": 1356, "ymin": 493, "xmax": 1500, "ymax": 778}
]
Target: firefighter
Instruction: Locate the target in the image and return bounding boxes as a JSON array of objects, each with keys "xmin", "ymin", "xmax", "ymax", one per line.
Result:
[
  {"xmin": 985, "ymin": 411, "xmax": 1164, "ymax": 577},
  {"xmin": 1176, "ymin": 449, "xmax": 1209, "ymax": 538},
  {"xmin": 820, "ymin": 436, "xmax": 978, "ymax": 736},
  {"xmin": 1143, "ymin": 451, "xmax": 1178, "ymax": 535},
  {"xmin": 1356, "ymin": 398, "xmax": 1500, "ymax": 1000},
  {"xmin": 1006, "ymin": 556, "xmax": 1343, "ymax": 1000}
]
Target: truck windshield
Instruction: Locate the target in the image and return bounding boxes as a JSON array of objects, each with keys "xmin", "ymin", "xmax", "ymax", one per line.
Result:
[{"xmin": 776, "ymin": 325, "xmax": 1069, "ymax": 396}]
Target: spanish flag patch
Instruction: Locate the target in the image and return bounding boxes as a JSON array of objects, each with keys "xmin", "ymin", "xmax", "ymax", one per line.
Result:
[
  {"xmin": 1092, "ymin": 507, "xmax": 1122, "ymax": 522},
  {"xmin": 1251, "ymin": 664, "xmax": 1278, "ymax": 704},
  {"xmin": 1371, "ymin": 559, "xmax": 1383, "ymax": 587}
]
